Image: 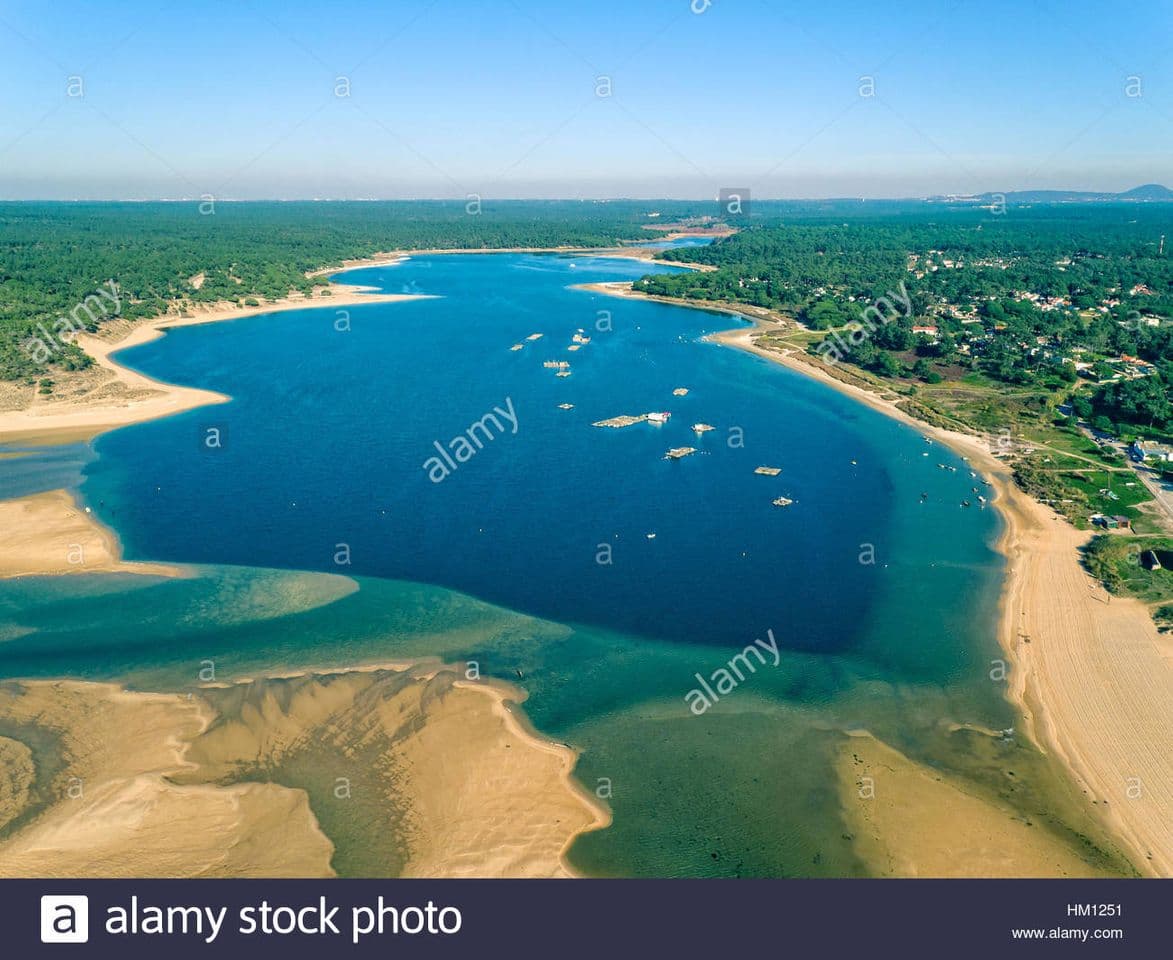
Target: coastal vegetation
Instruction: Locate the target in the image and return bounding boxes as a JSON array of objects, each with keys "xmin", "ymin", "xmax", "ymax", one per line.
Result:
[
  {"xmin": 1084, "ymin": 534, "xmax": 1173, "ymax": 628},
  {"xmin": 639, "ymin": 201, "xmax": 1173, "ymax": 530},
  {"xmin": 0, "ymin": 200, "xmax": 713, "ymax": 381}
]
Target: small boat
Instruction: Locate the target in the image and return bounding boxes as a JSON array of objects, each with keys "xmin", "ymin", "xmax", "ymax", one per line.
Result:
[
  {"xmin": 772, "ymin": 497, "xmax": 794, "ymax": 507},
  {"xmin": 646, "ymin": 411, "xmax": 671, "ymax": 424},
  {"xmin": 646, "ymin": 532, "xmax": 656, "ymax": 539},
  {"xmin": 961, "ymin": 500, "xmax": 971, "ymax": 507}
]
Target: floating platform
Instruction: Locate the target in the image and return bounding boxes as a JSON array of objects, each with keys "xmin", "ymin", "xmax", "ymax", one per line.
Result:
[
  {"xmin": 593, "ymin": 414, "xmax": 647, "ymax": 428},
  {"xmin": 755, "ymin": 466, "xmax": 782, "ymax": 476},
  {"xmin": 664, "ymin": 447, "xmax": 697, "ymax": 460}
]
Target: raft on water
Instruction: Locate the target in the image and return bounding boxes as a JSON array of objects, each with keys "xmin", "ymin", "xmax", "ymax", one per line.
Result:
[
  {"xmin": 664, "ymin": 447, "xmax": 697, "ymax": 460},
  {"xmin": 593, "ymin": 414, "xmax": 647, "ymax": 428},
  {"xmin": 754, "ymin": 466, "xmax": 782, "ymax": 476}
]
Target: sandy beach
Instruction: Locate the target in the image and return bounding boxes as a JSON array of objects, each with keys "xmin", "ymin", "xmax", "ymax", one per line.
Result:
[
  {"xmin": 0, "ymin": 266, "xmax": 609, "ymax": 878},
  {"xmin": 4, "ymin": 247, "xmax": 1170, "ymax": 878},
  {"xmin": 0, "ymin": 667, "xmax": 607, "ymax": 878},
  {"xmin": 0, "ymin": 488, "xmax": 179, "ymax": 579},
  {"xmin": 836, "ymin": 732, "xmax": 1117, "ymax": 877},
  {"xmin": 575, "ymin": 278, "xmax": 1173, "ymax": 876},
  {"xmin": 700, "ymin": 313, "xmax": 1173, "ymax": 877},
  {"xmin": 0, "ymin": 284, "xmax": 432, "ymax": 447}
]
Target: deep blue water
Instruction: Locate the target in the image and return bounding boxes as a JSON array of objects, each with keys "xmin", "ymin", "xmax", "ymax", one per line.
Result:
[
  {"xmin": 0, "ymin": 250, "xmax": 1040, "ymax": 877},
  {"xmin": 78, "ymin": 252, "xmax": 1000, "ymax": 666}
]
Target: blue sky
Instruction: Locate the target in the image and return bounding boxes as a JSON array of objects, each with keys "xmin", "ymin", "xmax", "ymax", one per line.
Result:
[{"xmin": 0, "ymin": 0, "xmax": 1170, "ymax": 199}]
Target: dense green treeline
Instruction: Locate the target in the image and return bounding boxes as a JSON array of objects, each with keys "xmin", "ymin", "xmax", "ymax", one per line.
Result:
[
  {"xmin": 637, "ymin": 205, "xmax": 1173, "ymax": 431},
  {"xmin": 0, "ymin": 200, "xmax": 710, "ymax": 380}
]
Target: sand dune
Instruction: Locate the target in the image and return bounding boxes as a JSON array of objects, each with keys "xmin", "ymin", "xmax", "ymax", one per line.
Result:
[{"xmin": 0, "ymin": 667, "xmax": 606, "ymax": 879}]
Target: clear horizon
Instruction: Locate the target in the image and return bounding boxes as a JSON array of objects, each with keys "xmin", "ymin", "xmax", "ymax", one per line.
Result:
[{"xmin": 2, "ymin": 0, "xmax": 1171, "ymax": 200}]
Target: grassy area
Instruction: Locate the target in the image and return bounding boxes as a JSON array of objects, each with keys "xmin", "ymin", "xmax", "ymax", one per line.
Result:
[
  {"xmin": 756, "ymin": 325, "xmax": 1167, "ymax": 530},
  {"xmin": 1084, "ymin": 535, "xmax": 1173, "ymax": 627}
]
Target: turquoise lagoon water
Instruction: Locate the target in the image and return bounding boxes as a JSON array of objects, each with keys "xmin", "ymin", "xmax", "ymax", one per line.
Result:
[{"xmin": 1, "ymin": 250, "xmax": 1114, "ymax": 876}]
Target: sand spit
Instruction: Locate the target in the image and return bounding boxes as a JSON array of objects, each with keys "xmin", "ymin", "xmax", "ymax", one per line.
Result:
[
  {"xmin": 836, "ymin": 732, "xmax": 1116, "ymax": 878},
  {"xmin": 0, "ymin": 489, "xmax": 179, "ymax": 579},
  {"xmin": 0, "ymin": 666, "xmax": 607, "ymax": 879},
  {"xmin": 0, "ymin": 284, "xmax": 431, "ymax": 446}
]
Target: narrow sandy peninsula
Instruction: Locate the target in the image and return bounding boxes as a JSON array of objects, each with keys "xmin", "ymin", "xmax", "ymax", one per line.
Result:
[
  {"xmin": 584, "ymin": 280, "xmax": 1173, "ymax": 878},
  {"xmin": 0, "ymin": 489, "xmax": 178, "ymax": 579},
  {"xmin": 0, "ymin": 282, "xmax": 431, "ymax": 446}
]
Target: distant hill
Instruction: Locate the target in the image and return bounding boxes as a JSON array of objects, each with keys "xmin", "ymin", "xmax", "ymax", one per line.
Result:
[
  {"xmin": 929, "ymin": 184, "xmax": 1173, "ymax": 204},
  {"xmin": 1117, "ymin": 183, "xmax": 1173, "ymax": 200}
]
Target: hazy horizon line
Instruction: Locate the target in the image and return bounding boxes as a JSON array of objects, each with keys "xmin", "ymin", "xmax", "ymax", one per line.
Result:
[{"xmin": 1, "ymin": 185, "xmax": 1169, "ymax": 205}]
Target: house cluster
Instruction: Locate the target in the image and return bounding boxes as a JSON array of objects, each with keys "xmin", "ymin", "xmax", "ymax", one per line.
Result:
[
  {"xmin": 908, "ymin": 252, "xmax": 1015, "ymax": 279},
  {"xmin": 1013, "ymin": 290, "xmax": 1069, "ymax": 312},
  {"xmin": 1129, "ymin": 439, "xmax": 1173, "ymax": 464},
  {"xmin": 1090, "ymin": 513, "xmax": 1132, "ymax": 530}
]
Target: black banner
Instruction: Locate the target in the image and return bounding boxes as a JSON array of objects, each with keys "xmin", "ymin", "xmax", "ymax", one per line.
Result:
[{"xmin": 9, "ymin": 878, "xmax": 1167, "ymax": 957}]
